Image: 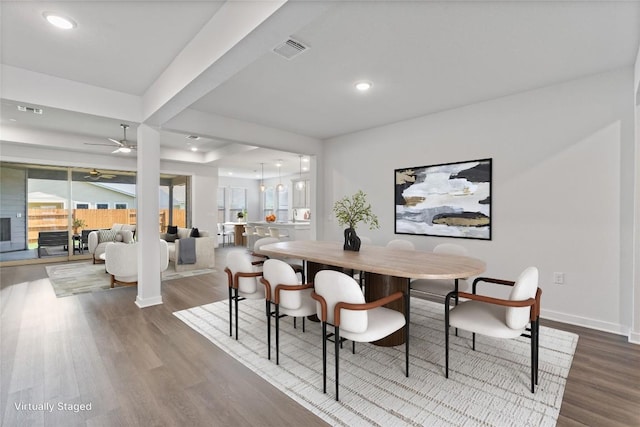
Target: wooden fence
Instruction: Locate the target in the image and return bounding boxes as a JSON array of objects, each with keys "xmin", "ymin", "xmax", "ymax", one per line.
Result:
[{"xmin": 27, "ymin": 208, "xmax": 186, "ymax": 244}]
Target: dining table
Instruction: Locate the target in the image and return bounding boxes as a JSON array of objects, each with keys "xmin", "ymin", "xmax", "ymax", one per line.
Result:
[{"xmin": 257, "ymin": 240, "xmax": 486, "ymax": 346}]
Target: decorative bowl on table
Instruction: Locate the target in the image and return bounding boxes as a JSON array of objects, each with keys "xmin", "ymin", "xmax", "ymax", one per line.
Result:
[{"xmin": 265, "ymin": 214, "xmax": 276, "ymax": 223}]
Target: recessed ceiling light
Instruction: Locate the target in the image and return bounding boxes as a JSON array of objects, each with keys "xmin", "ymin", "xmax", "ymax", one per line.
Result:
[
  {"xmin": 43, "ymin": 12, "xmax": 77, "ymax": 30},
  {"xmin": 354, "ymin": 81, "xmax": 373, "ymax": 91},
  {"xmin": 186, "ymin": 135, "xmax": 200, "ymax": 140},
  {"xmin": 191, "ymin": 147, "xmax": 198, "ymax": 152}
]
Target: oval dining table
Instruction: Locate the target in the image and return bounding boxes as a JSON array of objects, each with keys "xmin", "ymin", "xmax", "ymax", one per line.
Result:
[{"xmin": 258, "ymin": 240, "xmax": 486, "ymax": 346}]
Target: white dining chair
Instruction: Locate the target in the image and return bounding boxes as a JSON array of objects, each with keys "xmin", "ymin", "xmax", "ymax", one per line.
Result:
[
  {"xmin": 386, "ymin": 239, "xmax": 415, "ymax": 250},
  {"xmin": 224, "ymin": 250, "xmax": 265, "ymax": 340},
  {"xmin": 260, "ymin": 259, "xmax": 315, "ymax": 364},
  {"xmin": 312, "ymin": 270, "xmax": 409, "ymax": 401},
  {"xmin": 253, "ymin": 237, "xmax": 305, "ymax": 282},
  {"xmin": 410, "ymin": 243, "xmax": 470, "ymax": 299},
  {"xmin": 255, "ymin": 226, "xmax": 269, "ymax": 237},
  {"xmin": 243, "ymin": 225, "xmax": 257, "ymax": 249},
  {"xmin": 268, "ymin": 227, "xmax": 290, "ymax": 239},
  {"xmin": 445, "ymin": 267, "xmax": 541, "ymax": 393}
]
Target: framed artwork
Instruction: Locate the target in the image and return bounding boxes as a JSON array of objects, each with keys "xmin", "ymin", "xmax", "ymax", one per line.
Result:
[{"xmin": 395, "ymin": 158, "xmax": 492, "ymax": 240}]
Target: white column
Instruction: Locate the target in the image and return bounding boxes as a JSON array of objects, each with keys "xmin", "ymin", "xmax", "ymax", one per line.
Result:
[{"xmin": 135, "ymin": 124, "xmax": 162, "ymax": 308}]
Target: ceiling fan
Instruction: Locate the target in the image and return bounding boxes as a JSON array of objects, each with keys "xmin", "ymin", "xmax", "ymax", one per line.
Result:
[
  {"xmin": 84, "ymin": 169, "xmax": 116, "ymax": 180},
  {"xmin": 85, "ymin": 124, "xmax": 136, "ymax": 153}
]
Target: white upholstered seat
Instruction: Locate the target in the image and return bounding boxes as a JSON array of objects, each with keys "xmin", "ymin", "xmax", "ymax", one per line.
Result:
[
  {"xmin": 224, "ymin": 250, "xmax": 265, "ymax": 340},
  {"xmin": 253, "ymin": 237, "xmax": 304, "ymax": 282},
  {"xmin": 445, "ymin": 266, "xmax": 542, "ymax": 393},
  {"xmin": 260, "ymin": 259, "xmax": 315, "ymax": 364},
  {"xmin": 386, "ymin": 239, "xmax": 415, "ymax": 250},
  {"xmin": 312, "ymin": 270, "xmax": 409, "ymax": 401},
  {"xmin": 410, "ymin": 243, "xmax": 470, "ymax": 298}
]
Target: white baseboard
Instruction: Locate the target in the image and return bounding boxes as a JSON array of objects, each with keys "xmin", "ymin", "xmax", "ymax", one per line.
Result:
[
  {"xmin": 629, "ymin": 330, "xmax": 640, "ymax": 345},
  {"xmin": 135, "ymin": 295, "xmax": 163, "ymax": 308},
  {"xmin": 541, "ymin": 308, "xmax": 629, "ymax": 337}
]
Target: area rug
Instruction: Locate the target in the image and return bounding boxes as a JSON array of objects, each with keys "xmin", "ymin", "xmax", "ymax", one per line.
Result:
[
  {"xmin": 174, "ymin": 297, "xmax": 578, "ymax": 427},
  {"xmin": 46, "ymin": 262, "xmax": 215, "ymax": 297}
]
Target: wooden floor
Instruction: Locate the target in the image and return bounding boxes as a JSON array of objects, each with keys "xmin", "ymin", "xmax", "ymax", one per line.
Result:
[{"xmin": 1, "ymin": 247, "xmax": 639, "ymax": 426}]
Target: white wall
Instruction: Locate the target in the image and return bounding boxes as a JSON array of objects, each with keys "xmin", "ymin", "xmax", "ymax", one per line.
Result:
[{"xmin": 322, "ymin": 67, "xmax": 637, "ymax": 336}]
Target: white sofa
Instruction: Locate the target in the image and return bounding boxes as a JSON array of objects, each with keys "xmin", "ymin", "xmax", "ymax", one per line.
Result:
[
  {"xmin": 160, "ymin": 227, "xmax": 215, "ymax": 272},
  {"xmin": 88, "ymin": 223, "xmax": 136, "ymax": 263},
  {"xmin": 105, "ymin": 240, "xmax": 169, "ymax": 288}
]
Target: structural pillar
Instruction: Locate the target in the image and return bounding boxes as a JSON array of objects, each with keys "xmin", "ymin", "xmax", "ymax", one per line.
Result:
[{"xmin": 135, "ymin": 124, "xmax": 162, "ymax": 308}]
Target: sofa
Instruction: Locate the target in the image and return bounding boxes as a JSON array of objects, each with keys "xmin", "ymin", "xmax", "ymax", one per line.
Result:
[
  {"xmin": 160, "ymin": 227, "xmax": 215, "ymax": 272},
  {"xmin": 88, "ymin": 223, "xmax": 136, "ymax": 263}
]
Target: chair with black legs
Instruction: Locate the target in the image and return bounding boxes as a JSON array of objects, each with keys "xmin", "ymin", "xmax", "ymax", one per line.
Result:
[
  {"xmin": 224, "ymin": 250, "xmax": 265, "ymax": 340},
  {"xmin": 311, "ymin": 270, "xmax": 409, "ymax": 401},
  {"xmin": 260, "ymin": 259, "xmax": 315, "ymax": 365},
  {"xmin": 444, "ymin": 266, "xmax": 542, "ymax": 393},
  {"xmin": 410, "ymin": 242, "xmax": 470, "ymax": 300},
  {"xmin": 253, "ymin": 237, "xmax": 305, "ymax": 283}
]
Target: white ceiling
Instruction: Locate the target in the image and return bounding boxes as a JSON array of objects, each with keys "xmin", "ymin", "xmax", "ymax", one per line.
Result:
[{"xmin": 1, "ymin": 1, "xmax": 639, "ymax": 178}]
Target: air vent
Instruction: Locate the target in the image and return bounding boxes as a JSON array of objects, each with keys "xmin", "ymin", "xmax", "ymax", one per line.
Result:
[
  {"xmin": 272, "ymin": 38, "xmax": 309, "ymax": 60},
  {"xmin": 17, "ymin": 105, "xmax": 43, "ymax": 114}
]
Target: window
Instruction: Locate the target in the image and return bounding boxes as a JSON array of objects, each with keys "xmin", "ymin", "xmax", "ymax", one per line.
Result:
[
  {"xmin": 115, "ymin": 203, "xmax": 127, "ymax": 209},
  {"xmin": 263, "ymin": 187, "xmax": 288, "ymax": 221},
  {"xmin": 76, "ymin": 203, "xmax": 89, "ymax": 209},
  {"xmin": 96, "ymin": 203, "xmax": 109, "ymax": 209},
  {"xmin": 276, "ymin": 186, "xmax": 289, "ymax": 221},
  {"xmin": 229, "ymin": 187, "xmax": 247, "ymax": 221},
  {"xmin": 264, "ymin": 187, "xmax": 275, "ymax": 219}
]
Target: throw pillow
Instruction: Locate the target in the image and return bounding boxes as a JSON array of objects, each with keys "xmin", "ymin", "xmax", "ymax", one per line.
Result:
[
  {"xmin": 164, "ymin": 233, "xmax": 178, "ymax": 242},
  {"xmin": 98, "ymin": 229, "xmax": 117, "ymax": 243},
  {"xmin": 120, "ymin": 230, "xmax": 134, "ymax": 244},
  {"xmin": 115, "ymin": 233, "xmax": 123, "ymax": 242},
  {"xmin": 167, "ymin": 225, "xmax": 178, "ymax": 234},
  {"xmin": 190, "ymin": 227, "xmax": 200, "ymax": 238}
]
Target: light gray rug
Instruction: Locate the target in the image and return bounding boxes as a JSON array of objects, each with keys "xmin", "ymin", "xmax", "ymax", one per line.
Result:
[
  {"xmin": 174, "ymin": 297, "xmax": 578, "ymax": 427},
  {"xmin": 46, "ymin": 262, "xmax": 215, "ymax": 297}
]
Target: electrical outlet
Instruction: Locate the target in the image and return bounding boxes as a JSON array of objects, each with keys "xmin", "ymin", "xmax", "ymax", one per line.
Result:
[{"xmin": 553, "ymin": 272, "xmax": 565, "ymax": 284}]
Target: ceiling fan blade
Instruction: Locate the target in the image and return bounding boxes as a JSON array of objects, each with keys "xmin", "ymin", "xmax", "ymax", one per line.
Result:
[
  {"xmin": 84, "ymin": 142, "xmax": 120, "ymax": 147},
  {"xmin": 109, "ymin": 138, "xmax": 125, "ymax": 147}
]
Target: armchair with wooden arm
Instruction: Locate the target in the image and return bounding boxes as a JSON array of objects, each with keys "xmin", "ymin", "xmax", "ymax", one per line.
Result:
[
  {"xmin": 224, "ymin": 250, "xmax": 265, "ymax": 340},
  {"xmin": 444, "ymin": 266, "xmax": 542, "ymax": 393},
  {"xmin": 311, "ymin": 270, "xmax": 409, "ymax": 401},
  {"xmin": 259, "ymin": 259, "xmax": 315, "ymax": 365}
]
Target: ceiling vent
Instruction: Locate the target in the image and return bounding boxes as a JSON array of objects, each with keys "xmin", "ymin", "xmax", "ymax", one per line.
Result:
[
  {"xmin": 17, "ymin": 105, "xmax": 43, "ymax": 114},
  {"xmin": 272, "ymin": 38, "xmax": 309, "ymax": 60}
]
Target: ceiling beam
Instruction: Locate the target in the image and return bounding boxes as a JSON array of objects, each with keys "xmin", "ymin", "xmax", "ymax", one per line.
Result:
[{"xmin": 141, "ymin": 1, "xmax": 332, "ymax": 127}]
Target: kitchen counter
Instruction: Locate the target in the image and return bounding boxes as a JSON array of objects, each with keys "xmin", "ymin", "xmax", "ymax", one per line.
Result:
[{"xmin": 247, "ymin": 221, "xmax": 311, "ymax": 241}]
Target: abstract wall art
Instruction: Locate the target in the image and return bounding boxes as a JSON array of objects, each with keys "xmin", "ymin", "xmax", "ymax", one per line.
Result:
[{"xmin": 395, "ymin": 158, "xmax": 492, "ymax": 240}]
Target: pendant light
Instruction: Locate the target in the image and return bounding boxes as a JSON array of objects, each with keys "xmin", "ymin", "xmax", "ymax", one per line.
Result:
[
  {"xmin": 259, "ymin": 163, "xmax": 266, "ymax": 192},
  {"xmin": 296, "ymin": 155, "xmax": 305, "ymax": 190},
  {"xmin": 276, "ymin": 161, "xmax": 284, "ymax": 192}
]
